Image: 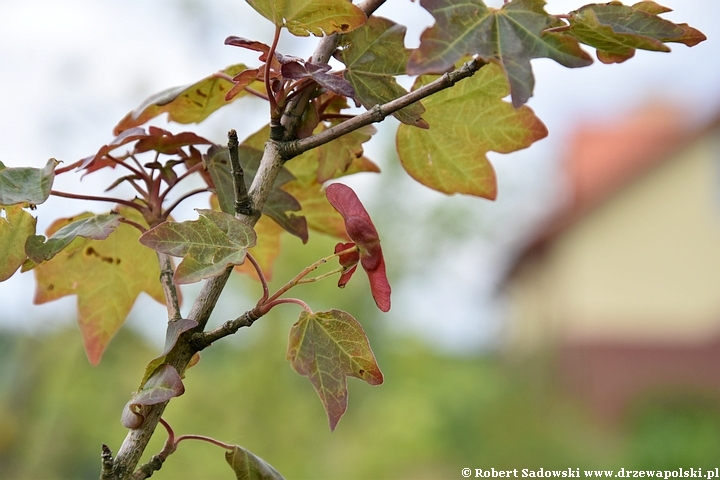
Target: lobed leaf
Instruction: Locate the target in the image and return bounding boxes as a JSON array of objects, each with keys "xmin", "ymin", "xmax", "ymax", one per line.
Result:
[
  {"xmin": 0, "ymin": 205, "xmax": 36, "ymax": 281},
  {"xmin": 337, "ymin": 16, "xmax": 427, "ymax": 127},
  {"xmin": 225, "ymin": 445, "xmax": 284, "ymax": 480},
  {"xmin": 0, "ymin": 158, "xmax": 59, "ymax": 206},
  {"xmin": 25, "ymin": 213, "xmax": 120, "ymax": 263},
  {"xmin": 287, "ymin": 309, "xmax": 383, "ymax": 431},
  {"xmin": 567, "ymin": 2, "xmax": 706, "ymax": 64},
  {"xmin": 396, "ymin": 62, "xmax": 547, "ymax": 198},
  {"xmin": 113, "ymin": 64, "xmax": 260, "ymax": 135},
  {"xmin": 408, "ymin": 0, "xmax": 593, "ymax": 107},
  {"xmin": 139, "ymin": 209, "xmax": 257, "ymax": 284},
  {"xmin": 246, "ymin": 0, "xmax": 366, "ymax": 37},
  {"xmin": 33, "ymin": 206, "xmax": 165, "ymax": 365}
]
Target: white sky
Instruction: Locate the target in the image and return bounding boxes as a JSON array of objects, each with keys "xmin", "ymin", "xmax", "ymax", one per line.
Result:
[{"xmin": 1, "ymin": 1, "xmax": 719, "ymax": 352}]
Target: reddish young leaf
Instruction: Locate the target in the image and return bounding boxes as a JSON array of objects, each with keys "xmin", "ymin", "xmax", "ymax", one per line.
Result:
[
  {"xmin": 225, "ymin": 445, "xmax": 284, "ymax": 480},
  {"xmin": 280, "ymin": 60, "xmax": 356, "ymax": 98},
  {"xmin": 0, "ymin": 205, "xmax": 36, "ymax": 282},
  {"xmin": 121, "ymin": 364, "xmax": 185, "ymax": 429},
  {"xmin": 408, "ymin": 0, "xmax": 593, "ymax": 106},
  {"xmin": 325, "ymin": 183, "xmax": 391, "ymax": 312},
  {"xmin": 287, "ymin": 309, "xmax": 383, "ymax": 431},
  {"xmin": 33, "ymin": 206, "xmax": 165, "ymax": 365}
]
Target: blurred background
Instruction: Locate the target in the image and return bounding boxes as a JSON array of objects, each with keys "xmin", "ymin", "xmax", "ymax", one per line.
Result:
[{"xmin": 2, "ymin": 1, "xmax": 720, "ymax": 478}]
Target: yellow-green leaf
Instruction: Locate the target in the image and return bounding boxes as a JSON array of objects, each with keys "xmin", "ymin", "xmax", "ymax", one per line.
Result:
[
  {"xmin": 287, "ymin": 309, "xmax": 383, "ymax": 431},
  {"xmin": 114, "ymin": 64, "xmax": 260, "ymax": 134},
  {"xmin": 0, "ymin": 205, "xmax": 36, "ymax": 281},
  {"xmin": 246, "ymin": 0, "xmax": 366, "ymax": 37},
  {"xmin": 396, "ymin": 62, "xmax": 547, "ymax": 199},
  {"xmin": 33, "ymin": 207, "xmax": 165, "ymax": 365}
]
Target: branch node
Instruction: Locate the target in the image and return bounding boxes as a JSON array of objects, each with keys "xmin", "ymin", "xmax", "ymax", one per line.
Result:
[{"xmin": 100, "ymin": 444, "xmax": 115, "ymax": 480}]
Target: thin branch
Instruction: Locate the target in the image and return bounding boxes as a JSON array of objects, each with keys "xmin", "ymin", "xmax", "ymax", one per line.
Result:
[
  {"xmin": 118, "ymin": 217, "xmax": 148, "ymax": 233},
  {"xmin": 190, "ymin": 308, "xmax": 261, "ymax": 351},
  {"xmin": 175, "ymin": 434, "xmax": 234, "ymax": 450},
  {"xmin": 50, "ymin": 190, "xmax": 145, "ymax": 211},
  {"xmin": 262, "ymin": 297, "xmax": 313, "ymax": 313},
  {"xmin": 158, "ymin": 161, "xmax": 205, "ymax": 205},
  {"xmin": 266, "ymin": 25, "xmax": 282, "ymax": 117},
  {"xmin": 283, "ymin": 58, "xmax": 486, "ymax": 159},
  {"xmin": 243, "ymin": 87, "xmax": 270, "ymax": 101},
  {"xmin": 157, "ymin": 253, "xmax": 181, "ymax": 321},
  {"xmin": 247, "ymin": 252, "xmax": 270, "ymax": 305},
  {"xmin": 228, "ymin": 129, "xmax": 254, "ymax": 216}
]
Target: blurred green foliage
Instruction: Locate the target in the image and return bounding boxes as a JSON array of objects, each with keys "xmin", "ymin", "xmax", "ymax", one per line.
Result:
[{"xmin": 3, "ymin": 232, "xmax": 720, "ymax": 479}]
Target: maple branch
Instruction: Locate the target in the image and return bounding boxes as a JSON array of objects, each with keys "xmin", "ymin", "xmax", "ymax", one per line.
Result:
[
  {"xmin": 100, "ymin": 444, "xmax": 115, "ymax": 480},
  {"xmin": 190, "ymin": 307, "xmax": 261, "ymax": 350},
  {"xmin": 282, "ymin": 58, "xmax": 487, "ymax": 159},
  {"xmin": 279, "ymin": 0, "xmax": 386, "ymax": 138},
  {"xmin": 50, "ymin": 190, "xmax": 145, "ymax": 211},
  {"xmin": 109, "ymin": 2, "xmax": 388, "ymax": 476},
  {"xmin": 228, "ymin": 129, "xmax": 254, "ymax": 217},
  {"xmin": 157, "ymin": 253, "xmax": 181, "ymax": 321}
]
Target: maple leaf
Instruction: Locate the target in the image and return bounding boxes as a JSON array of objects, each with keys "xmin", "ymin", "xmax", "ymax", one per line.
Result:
[
  {"xmin": 25, "ymin": 212, "xmax": 121, "ymax": 263},
  {"xmin": 566, "ymin": 2, "xmax": 707, "ymax": 64},
  {"xmin": 325, "ymin": 183, "xmax": 390, "ymax": 312},
  {"xmin": 396, "ymin": 61, "xmax": 547, "ymax": 199},
  {"xmin": 121, "ymin": 364, "xmax": 185, "ymax": 429},
  {"xmin": 113, "ymin": 64, "xmax": 261, "ymax": 135},
  {"xmin": 0, "ymin": 205, "xmax": 36, "ymax": 281},
  {"xmin": 246, "ymin": 0, "xmax": 366, "ymax": 37},
  {"xmin": 337, "ymin": 16, "xmax": 428, "ymax": 128},
  {"xmin": 408, "ymin": 0, "xmax": 592, "ymax": 107},
  {"xmin": 139, "ymin": 209, "xmax": 257, "ymax": 284},
  {"xmin": 225, "ymin": 445, "xmax": 284, "ymax": 480},
  {"xmin": 0, "ymin": 158, "xmax": 59, "ymax": 206},
  {"xmin": 287, "ymin": 309, "xmax": 383, "ymax": 431},
  {"xmin": 33, "ymin": 206, "xmax": 166, "ymax": 365}
]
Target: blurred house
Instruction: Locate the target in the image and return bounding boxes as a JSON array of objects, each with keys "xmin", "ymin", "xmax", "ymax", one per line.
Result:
[{"xmin": 504, "ymin": 103, "xmax": 720, "ymax": 422}]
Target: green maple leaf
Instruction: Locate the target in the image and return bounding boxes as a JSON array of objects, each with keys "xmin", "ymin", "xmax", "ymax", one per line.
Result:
[
  {"xmin": 139, "ymin": 209, "xmax": 256, "ymax": 284},
  {"xmin": 408, "ymin": 0, "xmax": 592, "ymax": 106},
  {"xmin": 287, "ymin": 309, "xmax": 383, "ymax": 431},
  {"xmin": 567, "ymin": 2, "xmax": 706, "ymax": 64},
  {"xmin": 246, "ymin": 0, "xmax": 366, "ymax": 37},
  {"xmin": 25, "ymin": 212, "xmax": 121, "ymax": 263},
  {"xmin": 337, "ymin": 16, "xmax": 427, "ymax": 128},
  {"xmin": 113, "ymin": 64, "xmax": 260, "ymax": 134},
  {"xmin": 32, "ymin": 206, "xmax": 165, "ymax": 365},
  {"xmin": 0, "ymin": 158, "xmax": 59, "ymax": 206},
  {"xmin": 225, "ymin": 445, "xmax": 284, "ymax": 480},
  {"xmin": 396, "ymin": 62, "xmax": 547, "ymax": 199},
  {"xmin": 0, "ymin": 205, "xmax": 36, "ymax": 281}
]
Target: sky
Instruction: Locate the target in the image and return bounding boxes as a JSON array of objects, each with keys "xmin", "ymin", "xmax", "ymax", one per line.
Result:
[{"xmin": 1, "ymin": 0, "xmax": 719, "ymax": 352}]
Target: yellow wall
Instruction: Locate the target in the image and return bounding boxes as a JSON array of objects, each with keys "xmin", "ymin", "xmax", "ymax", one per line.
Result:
[{"xmin": 507, "ymin": 132, "xmax": 720, "ymax": 351}]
